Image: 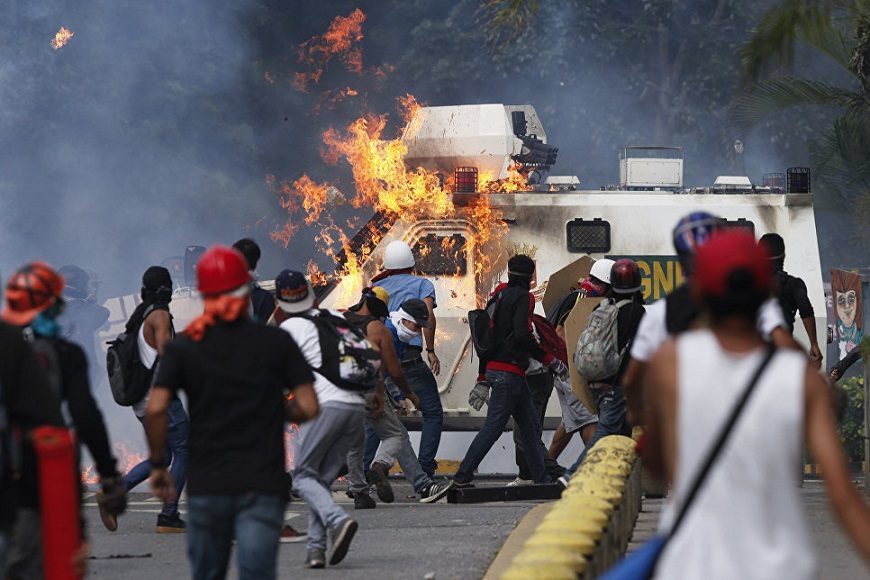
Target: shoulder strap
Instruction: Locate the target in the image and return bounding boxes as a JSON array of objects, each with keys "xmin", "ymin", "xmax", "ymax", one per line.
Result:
[{"xmin": 667, "ymin": 345, "xmax": 776, "ymax": 537}]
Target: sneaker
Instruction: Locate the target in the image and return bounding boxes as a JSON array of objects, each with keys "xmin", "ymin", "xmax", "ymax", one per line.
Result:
[
  {"xmin": 354, "ymin": 491, "xmax": 376, "ymax": 510},
  {"xmin": 328, "ymin": 518, "xmax": 358, "ymax": 566},
  {"xmin": 556, "ymin": 476, "xmax": 569, "ymax": 489},
  {"xmin": 96, "ymin": 490, "xmax": 118, "ymax": 532},
  {"xmin": 156, "ymin": 513, "xmax": 186, "ymax": 533},
  {"xmin": 280, "ymin": 524, "xmax": 307, "ymax": 543},
  {"xmin": 365, "ymin": 468, "xmax": 394, "ymax": 504},
  {"xmin": 304, "ymin": 549, "xmax": 326, "ymax": 569},
  {"xmin": 451, "ymin": 479, "xmax": 474, "ymax": 488},
  {"xmin": 419, "ymin": 479, "xmax": 454, "ymax": 504},
  {"xmin": 507, "ymin": 477, "xmax": 534, "ymax": 487}
]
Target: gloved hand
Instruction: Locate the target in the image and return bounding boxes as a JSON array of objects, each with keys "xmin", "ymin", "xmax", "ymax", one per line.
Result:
[
  {"xmin": 549, "ymin": 359, "xmax": 569, "ymax": 381},
  {"xmin": 99, "ymin": 474, "xmax": 128, "ymax": 517},
  {"xmin": 468, "ymin": 381, "xmax": 490, "ymax": 411}
]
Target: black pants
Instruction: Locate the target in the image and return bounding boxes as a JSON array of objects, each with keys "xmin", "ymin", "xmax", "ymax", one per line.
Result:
[{"xmin": 514, "ymin": 371, "xmax": 565, "ymax": 480}]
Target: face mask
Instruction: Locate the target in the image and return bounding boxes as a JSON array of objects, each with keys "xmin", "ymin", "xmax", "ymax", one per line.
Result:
[
  {"xmin": 390, "ymin": 312, "xmax": 420, "ymax": 343},
  {"xmin": 31, "ymin": 311, "xmax": 62, "ymax": 338},
  {"xmin": 579, "ymin": 277, "xmax": 606, "ymax": 297}
]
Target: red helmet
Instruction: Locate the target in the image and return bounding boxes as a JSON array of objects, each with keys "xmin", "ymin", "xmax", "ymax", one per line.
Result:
[
  {"xmin": 2, "ymin": 262, "xmax": 65, "ymax": 326},
  {"xmin": 610, "ymin": 259, "xmax": 642, "ymax": 295},
  {"xmin": 196, "ymin": 246, "xmax": 251, "ymax": 296}
]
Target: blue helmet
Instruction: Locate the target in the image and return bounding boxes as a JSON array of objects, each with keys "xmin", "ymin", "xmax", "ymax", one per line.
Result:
[{"xmin": 672, "ymin": 211, "xmax": 721, "ymax": 258}]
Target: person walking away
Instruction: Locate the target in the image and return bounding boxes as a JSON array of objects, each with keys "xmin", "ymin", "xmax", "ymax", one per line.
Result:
[
  {"xmin": 0, "ymin": 317, "xmax": 66, "ymax": 573},
  {"xmin": 371, "ymin": 240, "xmax": 443, "ymax": 478},
  {"xmin": 548, "ymin": 376, "xmax": 598, "ymax": 461},
  {"xmin": 232, "ymin": 238, "xmax": 276, "ymax": 323},
  {"xmin": 759, "ymin": 233, "xmax": 823, "ymax": 368},
  {"xmin": 101, "ymin": 266, "xmax": 189, "ymax": 533},
  {"xmin": 507, "ymin": 309, "xmax": 568, "ymax": 485},
  {"xmin": 622, "ymin": 212, "xmax": 798, "ymax": 425},
  {"xmin": 343, "ymin": 292, "xmax": 453, "ymax": 507},
  {"xmin": 563, "ymin": 259, "xmax": 645, "ymax": 481},
  {"xmin": 2, "ymin": 263, "xmax": 127, "ymax": 580},
  {"xmin": 642, "ymin": 231, "xmax": 870, "ymax": 578},
  {"xmin": 455, "ymin": 255, "xmax": 561, "ymax": 486},
  {"xmin": 146, "ymin": 246, "xmax": 318, "ymax": 580},
  {"xmin": 273, "ymin": 270, "xmax": 366, "ymax": 569},
  {"xmin": 547, "ymin": 258, "xmax": 615, "ymax": 331}
]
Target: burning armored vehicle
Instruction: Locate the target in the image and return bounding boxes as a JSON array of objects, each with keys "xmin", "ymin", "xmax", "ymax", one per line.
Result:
[{"xmin": 97, "ymin": 103, "xmax": 826, "ymax": 430}]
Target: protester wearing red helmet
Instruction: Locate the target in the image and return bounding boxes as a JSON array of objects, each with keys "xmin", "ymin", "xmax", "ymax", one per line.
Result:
[
  {"xmin": 145, "ymin": 245, "xmax": 319, "ymax": 580},
  {"xmin": 561, "ymin": 258, "xmax": 646, "ymax": 483},
  {"xmin": 642, "ymin": 231, "xmax": 870, "ymax": 578},
  {"xmin": 2, "ymin": 262, "xmax": 127, "ymax": 579}
]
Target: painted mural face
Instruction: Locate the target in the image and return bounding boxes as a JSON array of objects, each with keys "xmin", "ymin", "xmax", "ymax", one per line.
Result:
[{"xmin": 835, "ymin": 289, "xmax": 857, "ymax": 327}]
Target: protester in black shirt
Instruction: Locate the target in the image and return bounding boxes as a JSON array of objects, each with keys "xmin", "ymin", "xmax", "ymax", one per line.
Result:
[
  {"xmin": 563, "ymin": 259, "xmax": 645, "ymax": 482},
  {"xmin": 760, "ymin": 233, "xmax": 822, "ymax": 368},
  {"xmin": 233, "ymin": 238, "xmax": 277, "ymax": 323},
  {"xmin": 146, "ymin": 246, "xmax": 317, "ymax": 580},
  {"xmin": 0, "ymin": 321, "xmax": 66, "ymax": 572},
  {"xmin": 2, "ymin": 263, "xmax": 126, "ymax": 579}
]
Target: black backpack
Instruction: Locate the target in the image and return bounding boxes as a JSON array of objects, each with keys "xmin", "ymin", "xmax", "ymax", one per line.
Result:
[
  {"xmin": 296, "ymin": 310, "xmax": 381, "ymax": 392},
  {"xmin": 468, "ymin": 290, "xmax": 506, "ymax": 361},
  {"xmin": 106, "ymin": 305, "xmax": 168, "ymax": 406}
]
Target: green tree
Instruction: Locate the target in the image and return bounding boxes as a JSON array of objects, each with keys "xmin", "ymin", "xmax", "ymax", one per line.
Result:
[{"xmin": 733, "ymin": 0, "xmax": 870, "ymax": 244}]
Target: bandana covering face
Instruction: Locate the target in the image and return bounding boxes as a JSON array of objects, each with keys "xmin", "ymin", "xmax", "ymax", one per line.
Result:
[
  {"xmin": 579, "ymin": 277, "xmax": 607, "ymax": 297},
  {"xmin": 186, "ymin": 287, "xmax": 249, "ymax": 342},
  {"xmin": 390, "ymin": 309, "xmax": 421, "ymax": 343}
]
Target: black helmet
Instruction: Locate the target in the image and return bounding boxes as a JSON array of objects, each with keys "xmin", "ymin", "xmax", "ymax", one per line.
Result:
[
  {"xmin": 57, "ymin": 265, "xmax": 90, "ymax": 300},
  {"xmin": 610, "ymin": 259, "xmax": 642, "ymax": 295}
]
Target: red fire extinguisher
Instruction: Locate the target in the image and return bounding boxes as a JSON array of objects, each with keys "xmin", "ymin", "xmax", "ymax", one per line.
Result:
[{"xmin": 32, "ymin": 426, "xmax": 83, "ymax": 580}]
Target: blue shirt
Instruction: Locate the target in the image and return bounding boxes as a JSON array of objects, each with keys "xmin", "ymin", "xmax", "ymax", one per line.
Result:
[{"xmin": 376, "ymin": 274, "xmax": 436, "ymax": 348}]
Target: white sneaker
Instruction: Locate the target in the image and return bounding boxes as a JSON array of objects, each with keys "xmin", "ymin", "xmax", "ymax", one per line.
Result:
[{"xmin": 506, "ymin": 477, "xmax": 533, "ymax": 487}]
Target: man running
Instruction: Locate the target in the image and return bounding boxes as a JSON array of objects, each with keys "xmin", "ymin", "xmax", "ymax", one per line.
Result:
[
  {"xmin": 146, "ymin": 247, "xmax": 318, "ymax": 580},
  {"xmin": 371, "ymin": 240, "xmax": 443, "ymax": 478},
  {"xmin": 344, "ymin": 291, "xmax": 453, "ymax": 507},
  {"xmin": 274, "ymin": 270, "xmax": 365, "ymax": 569},
  {"xmin": 454, "ymin": 255, "xmax": 561, "ymax": 487},
  {"xmin": 102, "ymin": 266, "xmax": 188, "ymax": 533}
]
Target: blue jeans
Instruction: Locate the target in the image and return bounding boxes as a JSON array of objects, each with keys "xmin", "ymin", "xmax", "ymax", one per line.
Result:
[
  {"xmin": 566, "ymin": 386, "xmax": 631, "ymax": 477},
  {"xmin": 455, "ymin": 370, "xmax": 548, "ymax": 484},
  {"xmin": 403, "ymin": 358, "xmax": 443, "ymax": 477},
  {"xmin": 187, "ymin": 493, "xmax": 285, "ymax": 580},
  {"xmin": 125, "ymin": 398, "xmax": 189, "ymax": 516}
]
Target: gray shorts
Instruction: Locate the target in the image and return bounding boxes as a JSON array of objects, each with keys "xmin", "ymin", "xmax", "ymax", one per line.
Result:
[{"xmin": 554, "ymin": 377, "xmax": 598, "ymax": 433}]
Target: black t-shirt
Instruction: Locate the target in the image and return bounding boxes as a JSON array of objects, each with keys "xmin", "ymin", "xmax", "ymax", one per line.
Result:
[
  {"xmin": 773, "ymin": 271, "xmax": 813, "ymax": 333},
  {"xmin": 251, "ymin": 285, "xmax": 276, "ymax": 323},
  {"xmin": 154, "ymin": 320, "xmax": 313, "ymax": 495}
]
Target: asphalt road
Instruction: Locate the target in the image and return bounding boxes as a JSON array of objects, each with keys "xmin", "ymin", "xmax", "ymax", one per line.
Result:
[{"xmin": 83, "ymin": 480, "xmax": 538, "ymax": 580}]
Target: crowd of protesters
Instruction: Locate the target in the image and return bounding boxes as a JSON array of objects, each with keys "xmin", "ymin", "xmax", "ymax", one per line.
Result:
[{"xmin": 0, "ymin": 212, "xmax": 868, "ymax": 580}]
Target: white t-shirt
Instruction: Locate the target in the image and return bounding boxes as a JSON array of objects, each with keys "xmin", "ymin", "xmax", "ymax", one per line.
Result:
[
  {"xmin": 132, "ymin": 322, "xmax": 159, "ymax": 418},
  {"xmin": 630, "ymin": 297, "xmax": 786, "ymax": 363},
  {"xmin": 279, "ymin": 310, "xmax": 365, "ymax": 407}
]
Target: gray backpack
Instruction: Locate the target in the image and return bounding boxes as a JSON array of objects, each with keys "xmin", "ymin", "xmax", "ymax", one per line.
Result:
[{"xmin": 574, "ymin": 299, "xmax": 631, "ymax": 382}]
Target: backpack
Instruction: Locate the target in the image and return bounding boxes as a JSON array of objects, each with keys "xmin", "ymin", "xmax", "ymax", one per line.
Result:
[
  {"xmin": 298, "ymin": 310, "xmax": 381, "ymax": 391},
  {"xmin": 532, "ymin": 314, "xmax": 567, "ymax": 363},
  {"xmin": 106, "ymin": 304, "xmax": 165, "ymax": 406},
  {"xmin": 468, "ymin": 291, "xmax": 505, "ymax": 361},
  {"xmin": 574, "ymin": 298, "xmax": 632, "ymax": 382}
]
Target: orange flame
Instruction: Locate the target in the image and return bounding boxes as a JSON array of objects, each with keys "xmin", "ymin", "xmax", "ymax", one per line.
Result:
[
  {"xmin": 51, "ymin": 27, "xmax": 74, "ymax": 50},
  {"xmin": 81, "ymin": 442, "xmax": 146, "ymax": 485},
  {"xmin": 294, "ymin": 9, "xmax": 366, "ymax": 92},
  {"xmin": 480, "ymin": 164, "xmax": 528, "ymax": 193}
]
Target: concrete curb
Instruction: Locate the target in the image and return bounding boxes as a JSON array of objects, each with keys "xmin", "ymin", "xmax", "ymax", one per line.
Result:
[
  {"xmin": 495, "ymin": 435, "xmax": 643, "ymax": 579},
  {"xmin": 483, "ymin": 503, "xmax": 555, "ymax": 580}
]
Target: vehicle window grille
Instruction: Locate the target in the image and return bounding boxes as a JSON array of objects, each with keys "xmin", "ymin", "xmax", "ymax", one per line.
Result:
[
  {"xmin": 413, "ymin": 234, "xmax": 468, "ymax": 276},
  {"xmin": 566, "ymin": 219, "xmax": 611, "ymax": 253},
  {"xmin": 719, "ymin": 218, "xmax": 755, "ymax": 236}
]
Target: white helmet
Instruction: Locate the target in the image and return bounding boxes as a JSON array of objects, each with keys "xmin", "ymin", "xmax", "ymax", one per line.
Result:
[
  {"xmin": 589, "ymin": 258, "xmax": 615, "ymax": 285},
  {"xmin": 383, "ymin": 240, "xmax": 415, "ymax": 270}
]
